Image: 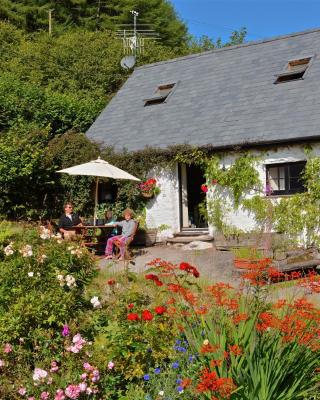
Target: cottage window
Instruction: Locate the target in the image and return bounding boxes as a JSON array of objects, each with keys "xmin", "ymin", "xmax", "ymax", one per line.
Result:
[
  {"xmin": 266, "ymin": 162, "xmax": 306, "ymax": 195},
  {"xmin": 144, "ymin": 83, "xmax": 176, "ymax": 106},
  {"xmin": 274, "ymin": 57, "xmax": 312, "ymax": 84}
]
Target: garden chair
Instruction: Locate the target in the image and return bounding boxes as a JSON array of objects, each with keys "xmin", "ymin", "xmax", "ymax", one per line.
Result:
[{"xmin": 113, "ymin": 221, "xmax": 139, "ymax": 261}]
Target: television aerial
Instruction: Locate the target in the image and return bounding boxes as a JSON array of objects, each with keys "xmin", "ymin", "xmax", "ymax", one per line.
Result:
[{"xmin": 118, "ymin": 10, "xmax": 160, "ymax": 69}]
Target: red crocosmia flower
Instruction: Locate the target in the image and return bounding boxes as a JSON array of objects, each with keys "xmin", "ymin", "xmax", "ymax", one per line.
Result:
[
  {"xmin": 155, "ymin": 306, "xmax": 167, "ymax": 315},
  {"xmin": 141, "ymin": 310, "xmax": 153, "ymax": 321},
  {"xmin": 128, "ymin": 303, "xmax": 134, "ymax": 309},
  {"xmin": 201, "ymin": 184, "xmax": 208, "ymax": 193},
  {"xmin": 107, "ymin": 279, "xmax": 116, "ymax": 285},
  {"xmin": 179, "ymin": 262, "xmax": 200, "ymax": 278},
  {"xmin": 145, "ymin": 273, "xmax": 158, "ymax": 280},
  {"xmin": 127, "ymin": 313, "xmax": 139, "ymax": 321}
]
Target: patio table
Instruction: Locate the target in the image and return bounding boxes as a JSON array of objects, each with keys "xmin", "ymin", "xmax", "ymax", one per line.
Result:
[{"xmin": 66, "ymin": 225, "xmax": 114, "ymax": 254}]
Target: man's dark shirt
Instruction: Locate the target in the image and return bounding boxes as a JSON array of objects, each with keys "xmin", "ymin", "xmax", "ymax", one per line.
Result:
[{"xmin": 58, "ymin": 213, "xmax": 81, "ymax": 230}]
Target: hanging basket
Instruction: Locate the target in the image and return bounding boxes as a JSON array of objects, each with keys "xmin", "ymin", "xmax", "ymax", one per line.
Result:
[{"xmin": 141, "ymin": 191, "xmax": 154, "ymax": 198}]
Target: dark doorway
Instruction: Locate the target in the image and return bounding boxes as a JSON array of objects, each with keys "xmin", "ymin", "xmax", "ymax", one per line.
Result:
[{"xmin": 184, "ymin": 165, "xmax": 207, "ymax": 228}]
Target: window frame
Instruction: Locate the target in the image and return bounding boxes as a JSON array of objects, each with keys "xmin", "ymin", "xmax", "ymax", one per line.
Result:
[
  {"xmin": 265, "ymin": 161, "xmax": 306, "ymax": 196},
  {"xmin": 144, "ymin": 82, "xmax": 178, "ymax": 106},
  {"xmin": 274, "ymin": 56, "xmax": 314, "ymax": 84}
]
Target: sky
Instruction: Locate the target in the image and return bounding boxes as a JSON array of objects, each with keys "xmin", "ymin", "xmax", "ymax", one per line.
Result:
[{"xmin": 171, "ymin": 0, "xmax": 320, "ymax": 43}]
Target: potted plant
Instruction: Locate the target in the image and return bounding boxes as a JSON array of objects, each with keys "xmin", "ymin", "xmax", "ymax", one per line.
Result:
[{"xmin": 139, "ymin": 178, "xmax": 160, "ymax": 198}]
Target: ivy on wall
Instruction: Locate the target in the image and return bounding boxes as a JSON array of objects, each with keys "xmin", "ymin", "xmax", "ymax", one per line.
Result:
[{"xmin": 204, "ymin": 151, "xmax": 320, "ymax": 248}]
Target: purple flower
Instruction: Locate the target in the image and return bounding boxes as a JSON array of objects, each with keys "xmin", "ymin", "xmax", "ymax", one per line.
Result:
[
  {"xmin": 154, "ymin": 368, "xmax": 161, "ymax": 374},
  {"xmin": 171, "ymin": 361, "xmax": 179, "ymax": 369},
  {"xmin": 143, "ymin": 374, "xmax": 150, "ymax": 381},
  {"xmin": 62, "ymin": 325, "xmax": 70, "ymax": 337}
]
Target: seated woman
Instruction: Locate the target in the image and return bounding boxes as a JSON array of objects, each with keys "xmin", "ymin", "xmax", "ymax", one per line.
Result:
[{"xmin": 105, "ymin": 208, "xmax": 136, "ymax": 261}]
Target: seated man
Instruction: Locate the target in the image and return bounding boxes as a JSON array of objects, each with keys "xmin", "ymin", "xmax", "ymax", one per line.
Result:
[
  {"xmin": 58, "ymin": 202, "xmax": 82, "ymax": 239},
  {"xmin": 105, "ymin": 208, "xmax": 136, "ymax": 261}
]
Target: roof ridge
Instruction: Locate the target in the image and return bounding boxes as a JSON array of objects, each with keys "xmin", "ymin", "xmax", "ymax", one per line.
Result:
[{"xmin": 136, "ymin": 27, "xmax": 320, "ymax": 70}]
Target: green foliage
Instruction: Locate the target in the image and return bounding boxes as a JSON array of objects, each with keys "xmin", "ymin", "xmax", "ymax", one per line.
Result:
[
  {"xmin": 205, "ymin": 153, "xmax": 260, "ymax": 207},
  {"xmin": 0, "ymin": 0, "xmax": 189, "ymax": 48},
  {"xmin": 187, "ymin": 27, "xmax": 247, "ymax": 53},
  {"xmin": 0, "ymin": 223, "xmax": 96, "ymax": 343}
]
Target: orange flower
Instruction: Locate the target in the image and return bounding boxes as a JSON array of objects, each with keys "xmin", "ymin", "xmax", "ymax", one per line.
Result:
[
  {"xmin": 233, "ymin": 313, "xmax": 249, "ymax": 324},
  {"xmin": 181, "ymin": 378, "xmax": 192, "ymax": 388},
  {"xmin": 200, "ymin": 343, "xmax": 220, "ymax": 354},
  {"xmin": 210, "ymin": 359, "xmax": 223, "ymax": 368},
  {"xmin": 229, "ymin": 344, "xmax": 242, "ymax": 356}
]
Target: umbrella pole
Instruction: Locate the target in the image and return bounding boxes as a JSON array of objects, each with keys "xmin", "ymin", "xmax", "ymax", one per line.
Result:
[{"xmin": 94, "ymin": 177, "xmax": 99, "ymax": 226}]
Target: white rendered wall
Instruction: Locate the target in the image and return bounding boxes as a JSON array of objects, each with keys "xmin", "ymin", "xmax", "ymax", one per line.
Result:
[
  {"xmin": 145, "ymin": 163, "xmax": 180, "ymax": 240},
  {"xmin": 208, "ymin": 143, "xmax": 320, "ymax": 235}
]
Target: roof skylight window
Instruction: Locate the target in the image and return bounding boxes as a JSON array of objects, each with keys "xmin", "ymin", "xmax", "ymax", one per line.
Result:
[
  {"xmin": 274, "ymin": 57, "xmax": 312, "ymax": 84},
  {"xmin": 144, "ymin": 83, "xmax": 176, "ymax": 106}
]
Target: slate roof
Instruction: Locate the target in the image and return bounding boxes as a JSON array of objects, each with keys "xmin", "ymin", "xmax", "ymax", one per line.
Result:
[{"xmin": 86, "ymin": 28, "xmax": 320, "ymax": 152}]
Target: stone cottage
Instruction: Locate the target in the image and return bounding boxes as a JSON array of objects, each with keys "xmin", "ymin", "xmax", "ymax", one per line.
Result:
[{"xmin": 87, "ymin": 28, "xmax": 320, "ymax": 239}]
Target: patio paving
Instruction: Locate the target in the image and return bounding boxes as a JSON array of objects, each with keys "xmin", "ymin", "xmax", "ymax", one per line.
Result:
[{"xmin": 98, "ymin": 244, "xmax": 239, "ymax": 285}]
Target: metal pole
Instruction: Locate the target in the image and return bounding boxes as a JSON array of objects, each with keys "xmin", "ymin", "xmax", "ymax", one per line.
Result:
[{"xmin": 94, "ymin": 177, "xmax": 99, "ymax": 226}]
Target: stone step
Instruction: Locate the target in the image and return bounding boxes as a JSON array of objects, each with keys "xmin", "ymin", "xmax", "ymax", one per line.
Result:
[
  {"xmin": 175, "ymin": 229, "xmax": 209, "ymax": 237},
  {"xmin": 167, "ymin": 235, "xmax": 213, "ymax": 244}
]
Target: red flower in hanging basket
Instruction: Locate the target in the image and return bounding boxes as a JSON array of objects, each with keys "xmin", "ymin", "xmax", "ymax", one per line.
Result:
[
  {"xmin": 139, "ymin": 178, "xmax": 160, "ymax": 197},
  {"xmin": 201, "ymin": 184, "xmax": 208, "ymax": 193}
]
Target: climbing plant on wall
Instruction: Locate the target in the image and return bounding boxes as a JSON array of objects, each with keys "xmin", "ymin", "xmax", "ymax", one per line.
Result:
[{"xmin": 204, "ymin": 151, "xmax": 320, "ymax": 247}]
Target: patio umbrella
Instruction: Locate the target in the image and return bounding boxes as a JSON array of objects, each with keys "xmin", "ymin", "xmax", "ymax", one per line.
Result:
[{"xmin": 57, "ymin": 157, "xmax": 140, "ymax": 225}]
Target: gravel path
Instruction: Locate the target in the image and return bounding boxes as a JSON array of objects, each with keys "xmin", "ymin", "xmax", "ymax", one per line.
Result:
[{"xmin": 98, "ymin": 244, "xmax": 239, "ymax": 284}]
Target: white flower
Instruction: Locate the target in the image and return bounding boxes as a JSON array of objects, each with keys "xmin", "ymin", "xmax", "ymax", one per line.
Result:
[
  {"xmin": 28, "ymin": 272, "xmax": 34, "ymax": 277},
  {"xmin": 32, "ymin": 367, "xmax": 48, "ymax": 382},
  {"xmin": 39, "ymin": 254, "xmax": 47, "ymax": 263},
  {"xmin": 65, "ymin": 274, "xmax": 76, "ymax": 288},
  {"xmin": 203, "ymin": 339, "xmax": 209, "ymax": 345},
  {"xmin": 90, "ymin": 296, "xmax": 101, "ymax": 308},
  {"xmin": 56, "ymin": 274, "xmax": 65, "ymax": 286},
  {"xmin": 20, "ymin": 245, "xmax": 33, "ymax": 257},
  {"xmin": 4, "ymin": 242, "xmax": 14, "ymax": 256},
  {"xmin": 39, "ymin": 226, "xmax": 52, "ymax": 240},
  {"xmin": 158, "ymin": 391, "xmax": 164, "ymax": 396}
]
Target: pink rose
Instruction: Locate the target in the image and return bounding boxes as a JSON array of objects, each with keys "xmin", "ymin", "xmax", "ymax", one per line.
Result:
[
  {"xmin": 18, "ymin": 387, "xmax": 27, "ymax": 396},
  {"xmin": 4, "ymin": 343, "xmax": 12, "ymax": 353},
  {"xmin": 107, "ymin": 361, "xmax": 114, "ymax": 370},
  {"xmin": 54, "ymin": 389, "xmax": 66, "ymax": 400},
  {"xmin": 65, "ymin": 384, "xmax": 81, "ymax": 399}
]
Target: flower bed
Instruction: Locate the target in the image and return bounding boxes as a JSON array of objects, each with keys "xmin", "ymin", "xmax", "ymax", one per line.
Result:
[{"xmin": 0, "ymin": 222, "xmax": 319, "ymax": 399}]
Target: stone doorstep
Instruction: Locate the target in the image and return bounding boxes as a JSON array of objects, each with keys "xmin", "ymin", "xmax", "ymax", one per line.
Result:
[{"xmin": 167, "ymin": 235, "xmax": 214, "ymax": 244}]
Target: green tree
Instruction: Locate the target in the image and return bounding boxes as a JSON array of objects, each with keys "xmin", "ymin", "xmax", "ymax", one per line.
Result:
[{"xmin": 0, "ymin": 0, "xmax": 188, "ymax": 47}]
